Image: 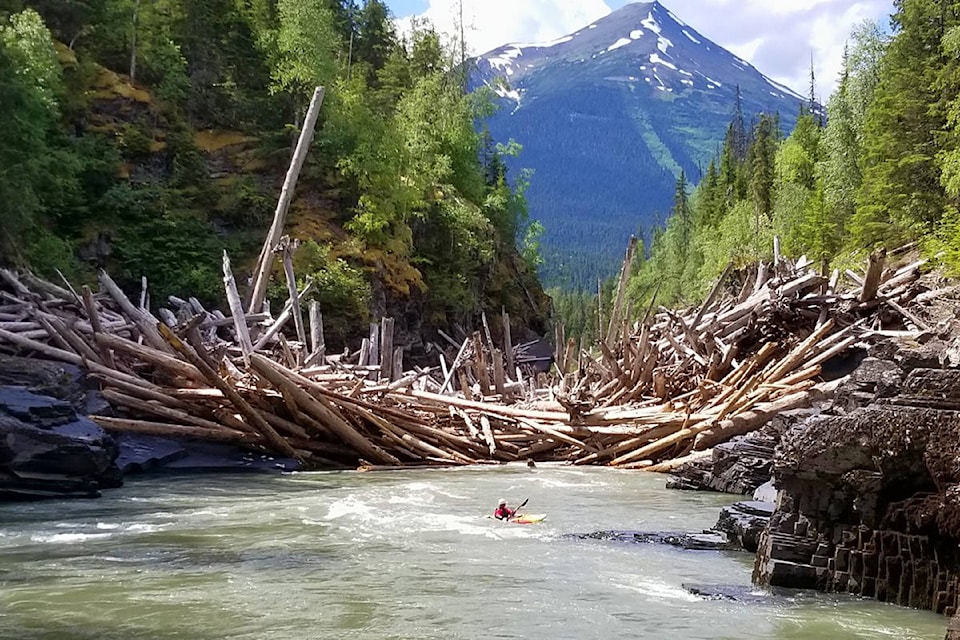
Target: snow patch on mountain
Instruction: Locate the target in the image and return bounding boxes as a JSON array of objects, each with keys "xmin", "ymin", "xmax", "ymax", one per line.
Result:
[
  {"xmin": 664, "ymin": 7, "xmax": 686, "ymax": 27},
  {"xmin": 488, "ymin": 47, "xmax": 523, "ymax": 72},
  {"xmin": 607, "ymin": 38, "xmax": 632, "ymax": 52},
  {"xmin": 657, "ymin": 36, "xmax": 673, "ymax": 55},
  {"xmin": 534, "ymin": 35, "xmax": 574, "ymax": 48},
  {"xmin": 493, "ymin": 84, "xmax": 523, "ymax": 113},
  {"xmin": 682, "ymin": 29, "xmax": 700, "ymax": 45},
  {"xmin": 640, "ymin": 12, "xmax": 661, "ymax": 34},
  {"xmin": 630, "ymin": 29, "xmax": 644, "ymax": 39},
  {"xmin": 649, "ymin": 53, "xmax": 676, "ymax": 71},
  {"xmin": 762, "ymin": 75, "xmax": 805, "ymax": 101}
]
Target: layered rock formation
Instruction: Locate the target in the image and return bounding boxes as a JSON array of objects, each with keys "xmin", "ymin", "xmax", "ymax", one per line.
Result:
[
  {"xmin": 0, "ymin": 355, "xmax": 121, "ymax": 499},
  {"xmin": 0, "ymin": 354, "xmax": 297, "ymax": 500},
  {"xmin": 666, "ymin": 415, "xmax": 802, "ymax": 495},
  {"xmin": 754, "ymin": 346, "xmax": 960, "ymax": 615}
]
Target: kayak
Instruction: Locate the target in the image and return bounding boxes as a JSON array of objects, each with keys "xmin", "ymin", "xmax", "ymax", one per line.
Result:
[{"xmin": 509, "ymin": 513, "xmax": 546, "ymax": 525}]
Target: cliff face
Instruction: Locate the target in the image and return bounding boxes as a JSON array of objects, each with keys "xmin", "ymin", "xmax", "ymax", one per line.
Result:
[{"xmin": 754, "ymin": 343, "xmax": 960, "ymax": 615}]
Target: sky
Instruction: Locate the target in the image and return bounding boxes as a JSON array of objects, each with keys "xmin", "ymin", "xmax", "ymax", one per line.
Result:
[{"xmin": 386, "ymin": 0, "xmax": 895, "ymax": 98}]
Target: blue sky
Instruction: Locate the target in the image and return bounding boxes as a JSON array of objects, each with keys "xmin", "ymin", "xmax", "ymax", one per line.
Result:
[{"xmin": 384, "ymin": 0, "xmax": 894, "ymax": 97}]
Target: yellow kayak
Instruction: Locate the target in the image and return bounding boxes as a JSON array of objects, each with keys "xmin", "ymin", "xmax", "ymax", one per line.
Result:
[{"xmin": 509, "ymin": 513, "xmax": 546, "ymax": 525}]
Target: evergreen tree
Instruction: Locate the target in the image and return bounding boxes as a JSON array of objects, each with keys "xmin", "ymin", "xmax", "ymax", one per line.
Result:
[
  {"xmin": 819, "ymin": 48, "xmax": 860, "ymax": 249},
  {"xmin": 353, "ymin": 0, "xmax": 395, "ymax": 85},
  {"xmin": 693, "ymin": 158, "xmax": 724, "ymax": 228},
  {"xmin": 747, "ymin": 113, "xmax": 778, "ymax": 251},
  {"xmin": 855, "ymin": 0, "xmax": 952, "ymax": 246}
]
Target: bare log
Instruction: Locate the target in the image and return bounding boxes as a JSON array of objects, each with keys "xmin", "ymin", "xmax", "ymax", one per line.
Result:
[
  {"xmin": 92, "ymin": 416, "xmax": 257, "ymax": 444},
  {"xmin": 248, "ymin": 86, "xmax": 326, "ymax": 314},
  {"xmin": 98, "ymin": 270, "xmax": 171, "ymax": 353},
  {"xmin": 158, "ymin": 324, "xmax": 300, "ymax": 459},
  {"xmin": 380, "ymin": 317, "xmax": 395, "ymax": 381},
  {"xmin": 859, "ymin": 248, "xmax": 886, "ymax": 303},
  {"xmin": 223, "ymin": 251, "xmax": 254, "ymax": 363}
]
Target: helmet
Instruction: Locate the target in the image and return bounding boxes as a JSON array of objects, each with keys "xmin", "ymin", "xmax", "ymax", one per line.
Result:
[{"xmin": 498, "ymin": 498, "xmax": 507, "ymax": 506}]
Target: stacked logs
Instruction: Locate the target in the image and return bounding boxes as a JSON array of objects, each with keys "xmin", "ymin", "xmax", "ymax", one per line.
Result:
[{"xmin": 0, "ymin": 244, "xmax": 937, "ymax": 470}]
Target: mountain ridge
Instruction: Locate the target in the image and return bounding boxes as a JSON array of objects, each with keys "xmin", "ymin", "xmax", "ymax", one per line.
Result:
[{"xmin": 470, "ymin": 0, "xmax": 808, "ymax": 287}]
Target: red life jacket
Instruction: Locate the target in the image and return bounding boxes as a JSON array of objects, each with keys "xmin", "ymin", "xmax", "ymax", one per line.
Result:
[{"xmin": 495, "ymin": 506, "xmax": 514, "ymax": 520}]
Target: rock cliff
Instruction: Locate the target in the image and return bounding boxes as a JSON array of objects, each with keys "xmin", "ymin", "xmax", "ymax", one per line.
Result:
[{"xmin": 754, "ymin": 341, "xmax": 960, "ymax": 615}]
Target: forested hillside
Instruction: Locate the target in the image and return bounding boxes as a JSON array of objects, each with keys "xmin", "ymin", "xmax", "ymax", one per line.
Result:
[
  {"xmin": 0, "ymin": 0, "xmax": 549, "ymax": 350},
  {"xmin": 628, "ymin": 3, "xmax": 960, "ymax": 310},
  {"xmin": 632, "ymin": 0, "xmax": 960, "ymax": 314},
  {"xmin": 553, "ymin": 3, "xmax": 960, "ymax": 344}
]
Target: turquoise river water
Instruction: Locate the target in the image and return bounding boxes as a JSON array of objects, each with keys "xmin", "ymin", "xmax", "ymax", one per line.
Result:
[{"xmin": 0, "ymin": 465, "xmax": 948, "ymax": 639}]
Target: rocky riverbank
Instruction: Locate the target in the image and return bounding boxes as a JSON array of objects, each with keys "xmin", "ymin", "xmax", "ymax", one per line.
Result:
[
  {"xmin": 0, "ymin": 355, "xmax": 119, "ymax": 499},
  {"xmin": 665, "ymin": 317, "xmax": 960, "ymax": 638},
  {"xmin": 0, "ymin": 354, "xmax": 297, "ymax": 500},
  {"xmin": 753, "ymin": 342, "xmax": 960, "ymax": 613}
]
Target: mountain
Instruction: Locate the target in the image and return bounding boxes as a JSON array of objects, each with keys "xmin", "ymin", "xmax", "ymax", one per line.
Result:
[{"xmin": 471, "ymin": 1, "xmax": 808, "ymax": 288}]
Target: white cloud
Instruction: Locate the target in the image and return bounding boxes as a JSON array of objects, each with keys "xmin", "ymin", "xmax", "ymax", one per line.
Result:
[
  {"xmin": 397, "ymin": 0, "xmax": 612, "ymax": 54},
  {"xmin": 394, "ymin": 0, "xmax": 894, "ymax": 98},
  {"xmin": 664, "ymin": 0, "xmax": 893, "ymax": 97}
]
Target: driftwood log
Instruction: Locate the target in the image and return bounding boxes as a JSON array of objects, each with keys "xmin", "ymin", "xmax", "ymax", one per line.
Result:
[{"xmin": 0, "ymin": 241, "xmax": 936, "ymax": 471}]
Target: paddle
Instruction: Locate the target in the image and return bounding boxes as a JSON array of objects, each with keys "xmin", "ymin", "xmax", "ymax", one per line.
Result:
[{"xmin": 508, "ymin": 498, "xmax": 528, "ymax": 521}]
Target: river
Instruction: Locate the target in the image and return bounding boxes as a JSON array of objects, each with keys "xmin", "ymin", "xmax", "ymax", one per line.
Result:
[{"xmin": 0, "ymin": 465, "xmax": 947, "ymax": 639}]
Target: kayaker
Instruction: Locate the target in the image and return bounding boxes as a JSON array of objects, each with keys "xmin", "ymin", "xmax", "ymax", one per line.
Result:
[{"xmin": 494, "ymin": 498, "xmax": 515, "ymax": 520}]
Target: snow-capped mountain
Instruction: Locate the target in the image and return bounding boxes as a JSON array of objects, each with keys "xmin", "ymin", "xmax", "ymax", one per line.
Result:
[{"xmin": 471, "ymin": 1, "xmax": 808, "ymax": 287}]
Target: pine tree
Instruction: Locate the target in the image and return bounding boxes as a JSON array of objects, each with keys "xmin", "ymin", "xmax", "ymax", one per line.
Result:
[
  {"xmin": 855, "ymin": 0, "xmax": 952, "ymax": 246},
  {"xmin": 820, "ymin": 47, "xmax": 860, "ymax": 248},
  {"xmin": 729, "ymin": 85, "xmax": 747, "ymax": 161},
  {"xmin": 747, "ymin": 114, "xmax": 778, "ymax": 249},
  {"xmin": 354, "ymin": 0, "xmax": 395, "ymax": 85}
]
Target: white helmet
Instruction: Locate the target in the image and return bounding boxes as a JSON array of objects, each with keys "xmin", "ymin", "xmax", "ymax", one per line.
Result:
[{"xmin": 498, "ymin": 498, "xmax": 507, "ymax": 506}]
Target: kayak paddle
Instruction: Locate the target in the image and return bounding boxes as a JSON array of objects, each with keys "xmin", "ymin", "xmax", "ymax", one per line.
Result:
[{"xmin": 509, "ymin": 497, "xmax": 528, "ymax": 520}]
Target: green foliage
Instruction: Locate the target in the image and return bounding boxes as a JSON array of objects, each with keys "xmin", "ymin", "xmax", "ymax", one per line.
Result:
[
  {"xmin": 116, "ymin": 121, "xmax": 152, "ymax": 159},
  {"xmin": 0, "ymin": 0, "xmax": 548, "ymax": 347},
  {"xmin": 548, "ymin": 286, "xmax": 601, "ymax": 345},
  {"xmin": 290, "ymin": 240, "xmax": 371, "ymax": 347},
  {"xmin": 702, "ymin": 199, "xmax": 772, "ymax": 276},
  {"xmin": 22, "ymin": 225, "xmax": 89, "ymax": 281},
  {"xmin": 1, "ymin": 8, "xmax": 60, "ymax": 107},
  {"xmin": 103, "ymin": 184, "xmax": 226, "ymax": 303},
  {"xmin": 925, "ymin": 206, "xmax": 960, "ymax": 274},
  {"xmin": 0, "ymin": 8, "xmax": 65, "ymax": 257},
  {"xmin": 273, "ymin": 0, "xmax": 340, "ymax": 101},
  {"xmin": 855, "ymin": 0, "xmax": 950, "ymax": 247},
  {"xmin": 520, "ymin": 220, "xmax": 545, "ymax": 271}
]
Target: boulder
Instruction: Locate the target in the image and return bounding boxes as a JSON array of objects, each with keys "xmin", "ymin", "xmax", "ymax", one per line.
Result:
[
  {"xmin": 0, "ymin": 386, "xmax": 120, "ymax": 500},
  {"xmin": 682, "ymin": 583, "xmax": 801, "ymax": 603},
  {"xmin": 666, "ymin": 411, "xmax": 812, "ymax": 496},
  {"xmin": 715, "ymin": 501, "xmax": 774, "ymax": 552}
]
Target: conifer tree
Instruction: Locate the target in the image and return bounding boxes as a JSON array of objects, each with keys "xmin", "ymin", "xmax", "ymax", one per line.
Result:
[{"xmin": 855, "ymin": 0, "xmax": 951, "ymax": 246}]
